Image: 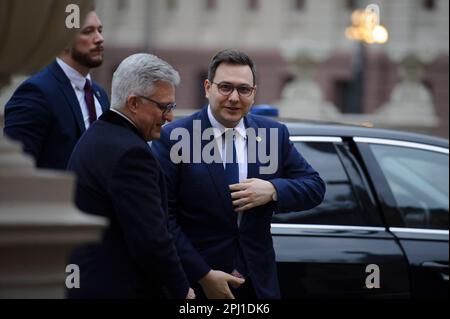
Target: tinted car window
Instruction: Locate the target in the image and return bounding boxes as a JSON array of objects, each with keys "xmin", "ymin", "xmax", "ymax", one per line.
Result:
[
  {"xmin": 370, "ymin": 144, "xmax": 449, "ymax": 230},
  {"xmin": 272, "ymin": 142, "xmax": 369, "ymax": 226}
]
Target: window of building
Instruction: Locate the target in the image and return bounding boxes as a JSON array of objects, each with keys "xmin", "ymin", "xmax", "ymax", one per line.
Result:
[
  {"xmin": 346, "ymin": 0, "xmax": 357, "ymax": 10},
  {"xmin": 117, "ymin": 0, "xmax": 129, "ymax": 11},
  {"xmin": 167, "ymin": 0, "xmax": 177, "ymax": 10},
  {"xmin": 423, "ymin": 0, "xmax": 435, "ymax": 11},
  {"xmin": 248, "ymin": 0, "xmax": 259, "ymax": 11},
  {"xmin": 294, "ymin": 0, "xmax": 305, "ymax": 11},
  {"xmin": 371, "ymin": 144, "xmax": 449, "ymax": 230},
  {"xmin": 206, "ymin": 0, "xmax": 217, "ymax": 10},
  {"xmin": 334, "ymin": 79, "xmax": 363, "ymax": 114}
]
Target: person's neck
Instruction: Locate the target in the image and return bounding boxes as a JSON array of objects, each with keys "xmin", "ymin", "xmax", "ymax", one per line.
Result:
[
  {"xmin": 59, "ymin": 54, "xmax": 89, "ymax": 77},
  {"xmin": 114, "ymin": 108, "xmax": 137, "ymax": 126}
]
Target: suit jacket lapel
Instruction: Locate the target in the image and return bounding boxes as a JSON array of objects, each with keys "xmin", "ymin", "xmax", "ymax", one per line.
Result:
[
  {"xmin": 49, "ymin": 61, "xmax": 86, "ymax": 134},
  {"xmin": 244, "ymin": 115, "xmax": 262, "ymax": 180},
  {"xmin": 92, "ymin": 83, "xmax": 109, "ymax": 112}
]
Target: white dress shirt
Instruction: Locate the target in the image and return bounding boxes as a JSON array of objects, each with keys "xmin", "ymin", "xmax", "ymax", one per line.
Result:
[
  {"xmin": 56, "ymin": 58, "xmax": 103, "ymax": 130},
  {"xmin": 208, "ymin": 105, "xmax": 247, "ymax": 226}
]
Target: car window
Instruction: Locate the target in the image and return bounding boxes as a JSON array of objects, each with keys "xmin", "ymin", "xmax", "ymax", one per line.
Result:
[
  {"xmin": 370, "ymin": 144, "xmax": 449, "ymax": 230},
  {"xmin": 272, "ymin": 141, "xmax": 369, "ymax": 226}
]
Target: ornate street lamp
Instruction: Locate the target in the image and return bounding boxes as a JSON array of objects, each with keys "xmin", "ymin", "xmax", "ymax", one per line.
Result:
[
  {"xmin": 344, "ymin": 4, "xmax": 389, "ymax": 114},
  {"xmin": 345, "ymin": 5, "xmax": 388, "ymax": 44}
]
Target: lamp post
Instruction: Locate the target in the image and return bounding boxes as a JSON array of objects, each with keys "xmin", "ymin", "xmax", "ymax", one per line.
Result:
[{"xmin": 345, "ymin": 4, "xmax": 389, "ymax": 114}]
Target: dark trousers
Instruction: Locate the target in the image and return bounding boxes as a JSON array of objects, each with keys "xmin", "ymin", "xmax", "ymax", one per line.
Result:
[{"xmin": 231, "ymin": 277, "xmax": 257, "ymax": 299}]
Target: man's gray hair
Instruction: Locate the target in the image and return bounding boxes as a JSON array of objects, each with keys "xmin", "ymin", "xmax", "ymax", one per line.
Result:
[{"xmin": 111, "ymin": 53, "xmax": 180, "ymax": 109}]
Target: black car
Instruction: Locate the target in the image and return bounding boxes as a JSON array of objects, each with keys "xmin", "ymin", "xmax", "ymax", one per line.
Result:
[{"xmin": 273, "ymin": 121, "xmax": 449, "ymax": 298}]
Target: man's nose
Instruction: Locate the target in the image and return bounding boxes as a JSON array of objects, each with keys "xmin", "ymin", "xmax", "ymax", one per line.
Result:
[
  {"xmin": 163, "ymin": 110, "xmax": 174, "ymax": 123},
  {"xmin": 228, "ymin": 88, "xmax": 240, "ymax": 102},
  {"xmin": 94, "ymin": 30, "xmax": 104, "ymax": 44}
]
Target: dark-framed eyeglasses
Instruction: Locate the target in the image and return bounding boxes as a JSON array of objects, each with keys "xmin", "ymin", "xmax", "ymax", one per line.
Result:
[
  {"xmin": 138, "ymin": 95, "xmax": 176, "ymax": 115},
  {"xmin": 212, "ymin": 82, "xmax": 255, "ymax": 97}
]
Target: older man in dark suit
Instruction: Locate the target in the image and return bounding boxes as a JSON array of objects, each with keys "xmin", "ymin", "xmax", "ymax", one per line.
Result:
[
  {"xmin": 3, "ymin": 10, "xmax": 109, "ymax": 170},
  {"xmin": 67, "ymin": 53, "xmax": 194, "ymax": 299}
]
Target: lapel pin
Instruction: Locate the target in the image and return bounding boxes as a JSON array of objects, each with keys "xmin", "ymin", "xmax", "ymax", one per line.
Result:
[{"xmin": 256, "ymin": 136, "xmax": 262, "ymax": 143}]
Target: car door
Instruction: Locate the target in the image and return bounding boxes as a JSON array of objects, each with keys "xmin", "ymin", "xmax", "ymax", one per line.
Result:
[
  {"xmin": 355, "ymin": 137, "xmax": 449, "ymax": 298},
  {"xmin": 272, "ymin": 136, "xmax": 410, "ymax": 298}
]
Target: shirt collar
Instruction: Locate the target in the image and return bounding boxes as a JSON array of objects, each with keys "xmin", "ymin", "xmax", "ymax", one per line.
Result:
[
  {"xmin": 56, "ymin": 57, "xmax": 92, "ymax": 91},
  {"xmin": 207, "ymin": 105, "xmax": 247, "ymax": 140}
]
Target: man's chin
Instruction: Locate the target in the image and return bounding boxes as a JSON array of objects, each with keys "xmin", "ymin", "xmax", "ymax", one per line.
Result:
[
  {"xmin": 222, "ymin": 113, "xmax": 243, "ymax": 127},
  {"xmin": 86, "ymin": 57, "xmax": 103, "ymax": 68},
  {"xmin": 71, "ymin": 49, "xmax": 104, "ymax": 69},
  {"xmin": 151, "ymin": 132, "xmax": 161, "ymax": 140}
]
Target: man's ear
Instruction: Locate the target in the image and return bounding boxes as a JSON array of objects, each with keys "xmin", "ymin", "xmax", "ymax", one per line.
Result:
[
  {"xmin": 204, "ymin": 79, "xmax": 211, "ymax": 99},
  {"xmin": 126, "ymin": 96, "xmax": 139, "ymax": 114}
]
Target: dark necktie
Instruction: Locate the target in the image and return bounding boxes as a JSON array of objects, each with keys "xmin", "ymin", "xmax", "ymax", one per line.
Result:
[
  {"xmin": 84, "ymin": 79, "xmax": 97, "ymax": 125},
  {"xmin": 223, "ymin": 130, "xmax": 248, "ymax": 278},
  {"xmin": 223, "ymin": 131, "xmax": 239, "ymax": 185}
]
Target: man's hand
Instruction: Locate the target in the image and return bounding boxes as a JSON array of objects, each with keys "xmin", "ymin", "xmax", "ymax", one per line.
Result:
[
  {"xmin": 185, "ymin": 288, "xmax": 196, "ymax": 299},
  {"xmin": 199, "ymin": 270, "xmax": 245, "ymax": 299},
  {"xmin": 230, "ymin": 178, "xmax": 277, "ymax": 213}
]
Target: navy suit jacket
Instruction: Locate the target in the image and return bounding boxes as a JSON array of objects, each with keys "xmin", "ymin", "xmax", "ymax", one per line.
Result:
[
  {"xmin": 152, "ymin": 107, "xmax": 325, "ymax": 298},
  {"xmin": 67, "ymin": 110, "xmax": 189, "ymax": 299},
  {"xmin": 4, "ymin": 60, "xmax": 109, "ymax": 170}
]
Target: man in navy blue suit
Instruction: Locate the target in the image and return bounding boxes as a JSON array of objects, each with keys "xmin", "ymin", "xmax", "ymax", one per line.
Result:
[
  {"xmin": 3, "ymin": 10, "xmax": 109, "ymax": 170},
  {"xmin": 67, "ymin": 53, "xmax": 194, "ymax": 299},
  {"xmin": 152, "ymin": 49, "xmax": 326, "ymax": 299}
]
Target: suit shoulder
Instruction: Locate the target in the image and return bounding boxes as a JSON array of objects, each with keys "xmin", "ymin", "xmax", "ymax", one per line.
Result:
[
  {"xmin": 11, "ymin": 68, "xmax": 49, "ymax": 92},
  {"xmin": 4, "ymin": 67, "xmax": 57, "ymax": 110},
  {"xmin": 247, "ymin": 114, "xmax": 286, "ymax": 129},
  {"xmin": 24, "ymin": 64, "xmax": 56, "ymax": 85},
  {"xmin": 8, "ymin": 65, "xmax": 61, "ymax": 101},
  {"xmin": 75, "ymin": 122, "xmax": 151, "ymax": 166},
  {"xmin": 81, "ymin": 121, "xmax": 145, "ymax": 152}
]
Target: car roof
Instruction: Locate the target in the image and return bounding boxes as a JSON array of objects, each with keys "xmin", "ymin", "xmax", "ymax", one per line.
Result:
[
  {"xmin": 283, "ymin": 120, "xmax": 449, "ymax": 148},
  {"xmin": 173, "ymin": 111, "xmax": 448, "ymax": 148}
]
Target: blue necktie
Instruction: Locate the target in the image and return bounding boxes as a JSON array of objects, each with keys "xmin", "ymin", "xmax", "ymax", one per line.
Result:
[
  {"xmin": 223, "ymin": 131, "xmax": 248, "ymax": 278},
  {"xmin": 224, "ymin": 131, "xmax": 239, "ymax": 185}
]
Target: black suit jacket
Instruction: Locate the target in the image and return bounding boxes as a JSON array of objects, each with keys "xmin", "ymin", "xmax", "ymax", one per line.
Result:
[
  {"xmin": 67, "ymin": 110, "xmax": 189, "ymax": 299},
  {"xmin": 4, "ymin": 60, "xmax": 109, "ymax": 170}
]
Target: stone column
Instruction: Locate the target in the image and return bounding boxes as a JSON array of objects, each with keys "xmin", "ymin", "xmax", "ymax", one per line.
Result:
[
  {"xmin": 377, "ymin": 46, "xmax": 440, "ymax": 134},
  {"xmin": 276, "ymin": 40, "xmax": 340, "ymax": 121},
  {"xmin": 0, "ymin": 137, "xmax": 106, "ymax": 298}
]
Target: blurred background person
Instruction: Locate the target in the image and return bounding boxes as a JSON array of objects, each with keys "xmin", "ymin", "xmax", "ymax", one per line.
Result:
[{"xmin": 3, "ymin": 10, "xmax": 109, "ymax": 170}]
